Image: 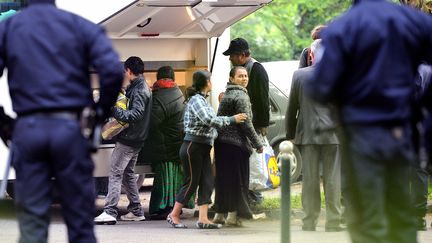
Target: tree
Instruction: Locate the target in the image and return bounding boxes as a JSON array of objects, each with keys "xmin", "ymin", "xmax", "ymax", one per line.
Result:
[
  {"xmin": 399, "ymin": 0, "xmax": 432, "ymax": 13},
  {"xmin": 231, "ymin": 0, "xmax": 351, "ymax": 62}
]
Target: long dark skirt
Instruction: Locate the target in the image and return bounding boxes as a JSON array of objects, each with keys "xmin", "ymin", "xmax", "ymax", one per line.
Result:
[
  {"xmin": 213, "ymin": 141, "xmax": 253, "ymax": 219},
  {"xmin": 149, "ymin": 161, "xmax": 195, "ymax": 217}
]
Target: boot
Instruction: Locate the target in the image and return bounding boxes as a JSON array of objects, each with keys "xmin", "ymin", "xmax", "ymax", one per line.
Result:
[{"xmin": 225, "ymin": 211, "xmax": 241, "ymax": 226}]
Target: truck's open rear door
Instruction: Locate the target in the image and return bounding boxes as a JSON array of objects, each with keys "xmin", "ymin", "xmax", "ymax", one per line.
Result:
[{"xmin": 100, "ymin": 0, "xmax": 272, "ymax": 39}]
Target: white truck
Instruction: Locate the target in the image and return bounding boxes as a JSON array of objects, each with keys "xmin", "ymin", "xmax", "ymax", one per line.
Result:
[{"xmin": 0, "ymin": 0, "xmax": 273, "ymax": 195}]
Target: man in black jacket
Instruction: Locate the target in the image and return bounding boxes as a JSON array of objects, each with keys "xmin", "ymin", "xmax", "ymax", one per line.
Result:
[
  {"xmin": 95, "ymin": 56, "xmax": 152, "ymax": 225},
  {"xmin": 223, "ymin": 37, "xmax": 270, "ymax": 206},
  {"xmin": 223, "ymin": 38, "xmax": 269, "ymax": 135}
]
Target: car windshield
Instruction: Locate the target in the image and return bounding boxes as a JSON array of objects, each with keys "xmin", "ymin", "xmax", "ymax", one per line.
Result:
[{"xmin": 262, "ymin": 60, "xmax": 299, "ymax": 96}]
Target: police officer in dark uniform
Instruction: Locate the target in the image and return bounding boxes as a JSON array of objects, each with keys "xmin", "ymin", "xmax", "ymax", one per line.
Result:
[
  {"xmin": 305, "ymin": 0, "xmax": 432, "ymax": 242},
  {"xmin": 0, "ymin": 0, "xmax": 123, "ymax": 242}
]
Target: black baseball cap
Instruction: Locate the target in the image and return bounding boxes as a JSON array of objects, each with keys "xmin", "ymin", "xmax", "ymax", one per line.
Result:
[{"xmin": 222, "ymin": 38, "xmax": 249, "ymax": 56}]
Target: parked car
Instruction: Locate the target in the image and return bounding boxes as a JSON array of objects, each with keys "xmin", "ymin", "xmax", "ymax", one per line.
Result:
[{"xmin": 263, "ymin": 60, "xmax": 302, "ymax": 182}]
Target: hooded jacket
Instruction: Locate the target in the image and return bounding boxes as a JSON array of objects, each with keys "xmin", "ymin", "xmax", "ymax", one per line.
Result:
[{"xmin": 140, "ymin": 83, "xmax": 185, "ymax": 164}]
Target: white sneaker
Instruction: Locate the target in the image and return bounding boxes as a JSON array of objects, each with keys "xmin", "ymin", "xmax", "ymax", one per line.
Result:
[
  {"xmin": 95, "ymin": 212, "xmax": 117, "ymax": 225},
  {"xmin": 120, "ymin": 212, "xmax": 146, "ymax": 221},
  {"xmin": 252, "ymin": 213, "xmax": 267, "ymax": 220}
]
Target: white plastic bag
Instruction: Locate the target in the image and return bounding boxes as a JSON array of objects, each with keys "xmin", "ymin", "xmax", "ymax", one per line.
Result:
[{"xmin": 249, "ymin": 135, "xmax": 280, "ymax": 191}]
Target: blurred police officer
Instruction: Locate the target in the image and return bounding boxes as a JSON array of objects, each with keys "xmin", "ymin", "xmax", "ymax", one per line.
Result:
[
  {"xmin": 305, "ymin": 0, "xmax": 432, "ymax": 242},
  {"xmin": 0, "ymin": 0, "xmax": 123, "ymax": 242}
]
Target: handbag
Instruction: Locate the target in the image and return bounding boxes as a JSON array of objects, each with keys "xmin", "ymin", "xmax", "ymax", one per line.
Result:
[
  {"xmin": 249, "ymin": 135, "xmax": 281, "ymax": 191},
  {"xmin": 101, "ymin": 92, "xmax": 129, "ymax": 140}
]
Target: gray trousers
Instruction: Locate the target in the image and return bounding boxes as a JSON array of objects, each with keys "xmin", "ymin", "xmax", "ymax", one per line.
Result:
[
  {"xmin": 298, "ymin": 144, "xmax": 342, "ymax": 228},
  {"xmin": 104, "ymin": 142, "xmax": 144, "ymax": 218}
]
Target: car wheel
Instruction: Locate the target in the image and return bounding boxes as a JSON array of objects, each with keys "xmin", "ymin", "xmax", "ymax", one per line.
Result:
[
  {"xmin": 273, "ymin": 141, "xmax": 302, "ymax": 183},
  {"xmin": 290, "ymin": 146, "xmax": 302, "ymax": 182}
]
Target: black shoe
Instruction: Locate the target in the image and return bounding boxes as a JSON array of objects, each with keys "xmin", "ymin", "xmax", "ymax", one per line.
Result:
[
  {"xmin": 196, "ymin": 222, "xmax": 222, "ymax": 229},
  {"xmin": 325, "ymin": 225, "xmax": 346, "ymax": 232},
  {"xmin": 302, "ymin": 225, "xmax": 316, "ymax": 231},
  {"xmin": 150, "ymin": 210, "xmax": 170, "ymax": 220},
  {"xmin": 166, "ymin": 214, "xmax": 187, "ymax": 228}
]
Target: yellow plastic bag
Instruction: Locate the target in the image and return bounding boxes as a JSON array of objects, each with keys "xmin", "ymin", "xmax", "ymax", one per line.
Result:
[{"xmin": 101, "ymin": 92, "xmax": 128, "ymax": 140}]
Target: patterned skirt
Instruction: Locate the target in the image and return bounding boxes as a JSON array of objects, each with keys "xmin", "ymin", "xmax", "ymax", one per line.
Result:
[{"xmin": 149, "ymin": 161, "xmax": 195, "ymax": 216}]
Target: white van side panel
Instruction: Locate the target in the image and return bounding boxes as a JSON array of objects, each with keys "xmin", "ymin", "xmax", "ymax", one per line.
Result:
[{"xmin": 0, "ymin": 72, "xmax": 15, "ymax": 180}]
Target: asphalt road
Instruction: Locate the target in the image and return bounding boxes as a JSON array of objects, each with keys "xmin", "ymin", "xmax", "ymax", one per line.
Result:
[
  {"xmin": 1, "ymin": 194, "xmax": 432, "ymax": 243},
  {"xmin": 0, "ymin": 199, "xmax": 349, "ymax": 243}
]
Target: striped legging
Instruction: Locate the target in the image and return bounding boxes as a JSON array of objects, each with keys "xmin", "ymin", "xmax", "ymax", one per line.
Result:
[{"xmin": 175, "ymin": 140, "xmax": 214, "ymax": 206}]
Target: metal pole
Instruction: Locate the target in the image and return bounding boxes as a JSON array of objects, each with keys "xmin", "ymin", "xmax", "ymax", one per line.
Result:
[
  {"xmin": 210, "ymin": 37, "xmax": 219, "ymax": 73},
  {"xmin": 279, "ymin": 141, "xmax": 294, "ymax": 243}
]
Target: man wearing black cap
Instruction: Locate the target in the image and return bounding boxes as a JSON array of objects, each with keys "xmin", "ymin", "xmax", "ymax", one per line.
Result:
[{"xmin": 223, "ymin": 37, "xmax": 270, "ymax": 206}]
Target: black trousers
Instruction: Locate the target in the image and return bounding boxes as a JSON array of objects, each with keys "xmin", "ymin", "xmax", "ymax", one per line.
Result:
[
  {"xmin": 12, "ymin": 116, "xmax": 96, "ymax": 243},
  {"xmin": 342, "ymin": 124, "xmax": 417, "ymax": 243},
  {"xmin": 214, "ymin": 142, "xmax": 253, "ymax": 219},
  {"xmin": 176, "ymin": 141, "xmax": 213, "ymax": 206}
]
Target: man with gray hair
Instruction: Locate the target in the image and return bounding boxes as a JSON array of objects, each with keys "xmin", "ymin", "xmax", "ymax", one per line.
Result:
[
  {"xmin": 286, "ymin": 39, "xmax": 343, "ymax": 232},
  {"xmin": 306, "ymin": 1, "xmax": 432, "ymax": 241}
]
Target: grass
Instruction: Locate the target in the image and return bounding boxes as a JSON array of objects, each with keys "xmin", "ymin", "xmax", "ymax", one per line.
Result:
[
  {"xmin": 260, "ymin": 197, "xmax": 281, "ymax": 210},
  {"xmin": 259, "ymin": 193, "xmax": 324, "ymax": 211},
  {"xmin": 429, "ymin": 184, "xmax": 432, "ymax": 201},
  {"xmin": 259, "ymin": 185, "xmax": 432, "ymax": 211}
]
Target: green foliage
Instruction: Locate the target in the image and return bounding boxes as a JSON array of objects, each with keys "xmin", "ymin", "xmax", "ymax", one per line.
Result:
[
  {"xmin": 260, "ymin": 183, "xmax": 432, "ymax": 212},
  {"xmin": 259, "ymin": 192, "xmax": 323, "ymax": 211},
  {"xmin": 429, "ymin": 183, "xmax": 432, "ymax": 201},
  {"xmin": 261, "ymin": 197, "xmax": 282, "ymax": 210},
  {"xmin": 291, "ymin": 194, "xmax": 302, "ymax": 209},
  {"xmin": 259, "ymin": 192, "xmax": 327, "ymax": 211},
  {"xmin": 231, "ymin": 0, "xmax": 351, "ymax": 61},
  {"xmin": 261, "ymin": 186, "xmax": 432, "ymax": 211}
]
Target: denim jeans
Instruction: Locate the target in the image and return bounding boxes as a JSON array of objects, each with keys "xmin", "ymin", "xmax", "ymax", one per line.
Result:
[{"xmin": 104, "ymin": 142, "xmax": 143, "ymax": 217}]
